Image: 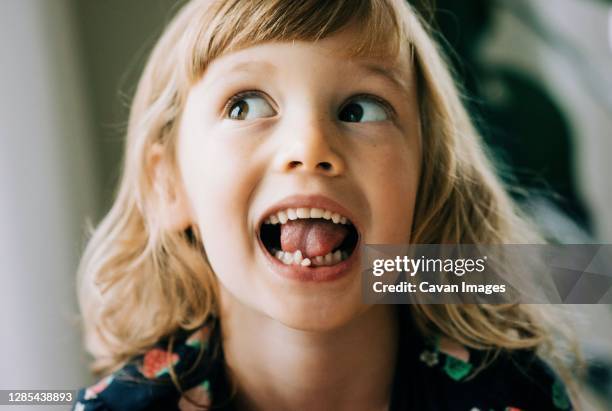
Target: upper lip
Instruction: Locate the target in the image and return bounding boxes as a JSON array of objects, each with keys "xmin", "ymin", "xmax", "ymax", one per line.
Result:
[{"xmin": 257, "ymin": 194, "xmax": 361, "ymax": 233}]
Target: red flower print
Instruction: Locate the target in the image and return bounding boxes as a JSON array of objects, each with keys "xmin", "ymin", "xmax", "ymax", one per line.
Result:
[{"xmin": 140, "ymin": 348, "xmax": 180, "ymax": 378}]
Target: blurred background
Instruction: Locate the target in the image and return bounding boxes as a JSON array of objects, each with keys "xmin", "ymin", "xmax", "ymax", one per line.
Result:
[{"xmin": 0, "ymin": 0, "xmax": 610, "ymax": 409}]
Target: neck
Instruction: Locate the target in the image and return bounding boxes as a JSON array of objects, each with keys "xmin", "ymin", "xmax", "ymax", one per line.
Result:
[{"xmin": 219, "ymin": 291, "xmax": 399, "ymax": 411}]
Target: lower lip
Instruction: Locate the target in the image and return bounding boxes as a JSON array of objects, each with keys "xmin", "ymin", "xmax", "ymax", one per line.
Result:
[{"xmin": 257, "ymin": 237, "xmax": 360, "ymax": 283}]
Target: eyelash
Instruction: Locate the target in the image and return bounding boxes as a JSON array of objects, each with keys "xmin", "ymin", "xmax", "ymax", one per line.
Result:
[
  {"xmin": 222, "ymin": 90, "xmax": 271, "ymax": 117},
  {"xmin": 222, "ymin": 91, "xmax": 396, "ymax": 120}
]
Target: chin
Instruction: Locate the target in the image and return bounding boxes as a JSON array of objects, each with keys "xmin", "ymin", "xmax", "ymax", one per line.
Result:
[{"xmin": 261, "ymin": 288, "xmax": 368, "ymax": 333}]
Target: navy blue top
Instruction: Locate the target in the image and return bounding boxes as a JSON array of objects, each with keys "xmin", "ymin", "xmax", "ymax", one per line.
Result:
[{"xmin": 72, "ymin": 307, "xmax": 573, "ymax": 411}]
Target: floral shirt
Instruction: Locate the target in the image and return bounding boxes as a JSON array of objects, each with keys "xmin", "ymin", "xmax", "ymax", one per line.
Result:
[{"xmin": 72, "ymin": 308, "xmax": 573, "ymax": 411}]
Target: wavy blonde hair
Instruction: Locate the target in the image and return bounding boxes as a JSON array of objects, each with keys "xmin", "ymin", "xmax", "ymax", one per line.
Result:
[{"xmin": 77, "ymin": 0, "xmax": 580, "ymax": 405}]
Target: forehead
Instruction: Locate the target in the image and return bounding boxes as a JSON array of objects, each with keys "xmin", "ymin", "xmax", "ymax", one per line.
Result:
[{"xmin": 198, "ymin": 30, "xmax": 414, "ymax": 94}]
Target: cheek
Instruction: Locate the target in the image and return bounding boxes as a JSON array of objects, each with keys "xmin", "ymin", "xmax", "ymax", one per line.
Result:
[
  {"xmin": 178, "ymin": 133, "xmax": 262, "ymax": 262},
  {"xmin": 361, "ymin": 141, "xmax": 420, "ymax": 243}
]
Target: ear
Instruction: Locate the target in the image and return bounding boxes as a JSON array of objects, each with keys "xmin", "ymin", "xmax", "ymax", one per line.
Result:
[{"xmin": 148, "ymin": 143, "xmax": 193, "ymax": 231}]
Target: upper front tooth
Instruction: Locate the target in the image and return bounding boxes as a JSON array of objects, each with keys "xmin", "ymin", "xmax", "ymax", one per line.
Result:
[
  {"xmin": 310, "ymin": 208, "xmax": 324, "ymax": 218},
  {"xmin": 269, "ymin": 207, "xmax": 349, "ymax": 225},
  {"xmin": 277, "ymin": 210, "xmax": 288, "ymax": 224}
]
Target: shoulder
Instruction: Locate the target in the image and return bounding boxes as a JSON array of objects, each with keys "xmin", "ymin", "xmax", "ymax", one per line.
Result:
[
  {"xmin": 72, "ymin": 319, "xmax": 219, "ymax": 411},
  {"xmin": 413, "ymin": 336, "xmax": 574, "ymax": 411}
]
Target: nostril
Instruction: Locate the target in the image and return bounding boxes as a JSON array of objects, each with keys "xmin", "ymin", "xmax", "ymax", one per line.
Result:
[
  {"xmin": 286, "ymin": 160, "xmax": 334, "ymax": 172},
  {"xmin": 318, "ymin": 162, "xmax": 332, "ymax": 171}
]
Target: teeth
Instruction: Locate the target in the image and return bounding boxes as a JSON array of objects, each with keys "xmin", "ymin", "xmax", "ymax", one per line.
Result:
[
  {"xmin": 272, "ymin": 249, "xmax": 350, "ymax": 266},
  {"xmin": 287, "ymin": 208, "xmax": 298, "ymax": 220},
  {"xmin": 333, "ymin": 250, "xmax": 342, "ymax": 263},
  {"xmin": 324, "ymin": 253, "xmax": 333, "ymax": 264},
  {"xmin": 263, "ymin": 207, "xmax": 351, "ymax": 227},
  {"xmin": 282, "ymin": 252, "xmax": 293, "ymax": 265},
  {"xmin": 310, "ymin": 208, "xmax": 323, "ymax": 218},
  {"xmin": 278, "ymin": 210, "xmax": 288, "ymax": 224},
  {"xmin": 293, "ymin": 250, "xmax": 303, "ymax": 264}
]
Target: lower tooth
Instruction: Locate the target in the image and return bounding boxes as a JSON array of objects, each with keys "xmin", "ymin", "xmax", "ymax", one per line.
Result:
[
  {"xmin": 280, "ymin": 251, "xmax": 348, "ymax": 267},
  {"xmin": 293, "ymin": 250, "xmax": 303, "ymax": 264},
  {"xmin": 333, "ymin": 250, "xmax": 342, "ymax": 263},
  {"xmin": 282, "ymin": 253, "xmax": 293, "ymax": 265}
]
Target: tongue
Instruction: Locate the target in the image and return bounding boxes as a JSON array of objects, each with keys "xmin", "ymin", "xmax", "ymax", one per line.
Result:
[{"xmin": 280, "ymin": 220, "xmax": 348, "ymax": 258}]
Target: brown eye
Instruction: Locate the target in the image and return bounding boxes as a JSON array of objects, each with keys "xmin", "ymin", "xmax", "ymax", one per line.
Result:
[
  {"xmin": 229, "ymin": 100, "xmax": 249, "ymax": 120},
  {"xmin": 338, "ymin": 103, "xmax": 364, "ymax": 122},
  {"xmin": 338, "ymin": 97, "xmax": 389, "ymax": 122},
  {"xmin": 226, "ymin": 94, "xmax": 276, "ymax": 120}
]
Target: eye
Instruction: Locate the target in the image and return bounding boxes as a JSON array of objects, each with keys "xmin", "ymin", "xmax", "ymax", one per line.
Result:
[
  {"xmin": 225, "ymin": 92, "xmax": 276, "ymax": 120},
  {"xmin": 338, "ymin": 96, "xmax": 391, "ymax": 123}
]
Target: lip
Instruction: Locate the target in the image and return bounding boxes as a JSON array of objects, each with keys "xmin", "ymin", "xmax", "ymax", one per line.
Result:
[{"xmin": 256, "ymin": 194, "xmax": 362, "ymax": 282}]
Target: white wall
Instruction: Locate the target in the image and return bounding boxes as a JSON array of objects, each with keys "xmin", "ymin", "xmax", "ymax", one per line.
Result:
[{"xmin": 0, "ymin": 0, "xmax": 97, "ymax": 408}]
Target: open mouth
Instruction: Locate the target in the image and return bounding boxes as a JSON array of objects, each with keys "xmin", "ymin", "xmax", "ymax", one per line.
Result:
[{"xmin": 259, "ymin": 207, "xmax": 359, "ymax": 267}]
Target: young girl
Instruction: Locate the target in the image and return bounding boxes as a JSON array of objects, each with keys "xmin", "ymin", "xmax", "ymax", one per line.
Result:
[{"xmin": 73, "ymin": 0, "xmax": 580, "ymax": 410}]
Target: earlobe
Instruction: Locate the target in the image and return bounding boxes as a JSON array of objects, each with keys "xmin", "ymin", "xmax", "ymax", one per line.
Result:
[{"xmin": 148, "ymin": 143, "xmax": 194, "ymax": 231}]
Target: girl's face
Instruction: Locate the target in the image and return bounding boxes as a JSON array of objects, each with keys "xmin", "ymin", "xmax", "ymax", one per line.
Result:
[{"xmin": 177, "ymin": 29, "xmax": 421, "ymax": 330}]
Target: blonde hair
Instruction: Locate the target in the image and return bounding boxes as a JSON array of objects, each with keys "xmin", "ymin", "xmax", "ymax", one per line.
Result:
[{"xmin": 77, "ymin": 0, "xmax": 580, "ymax": 404}]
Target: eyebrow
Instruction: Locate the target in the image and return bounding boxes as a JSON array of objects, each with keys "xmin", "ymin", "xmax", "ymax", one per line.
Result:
[{"xmin": 359, "ymin": 62, "xmax": 412, "ymax": 93}]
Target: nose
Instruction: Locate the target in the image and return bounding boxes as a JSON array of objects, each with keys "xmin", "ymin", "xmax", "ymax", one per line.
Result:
[{"xmin": 273, "ymin": 116, "xmax": 346, "ymax": 177}]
